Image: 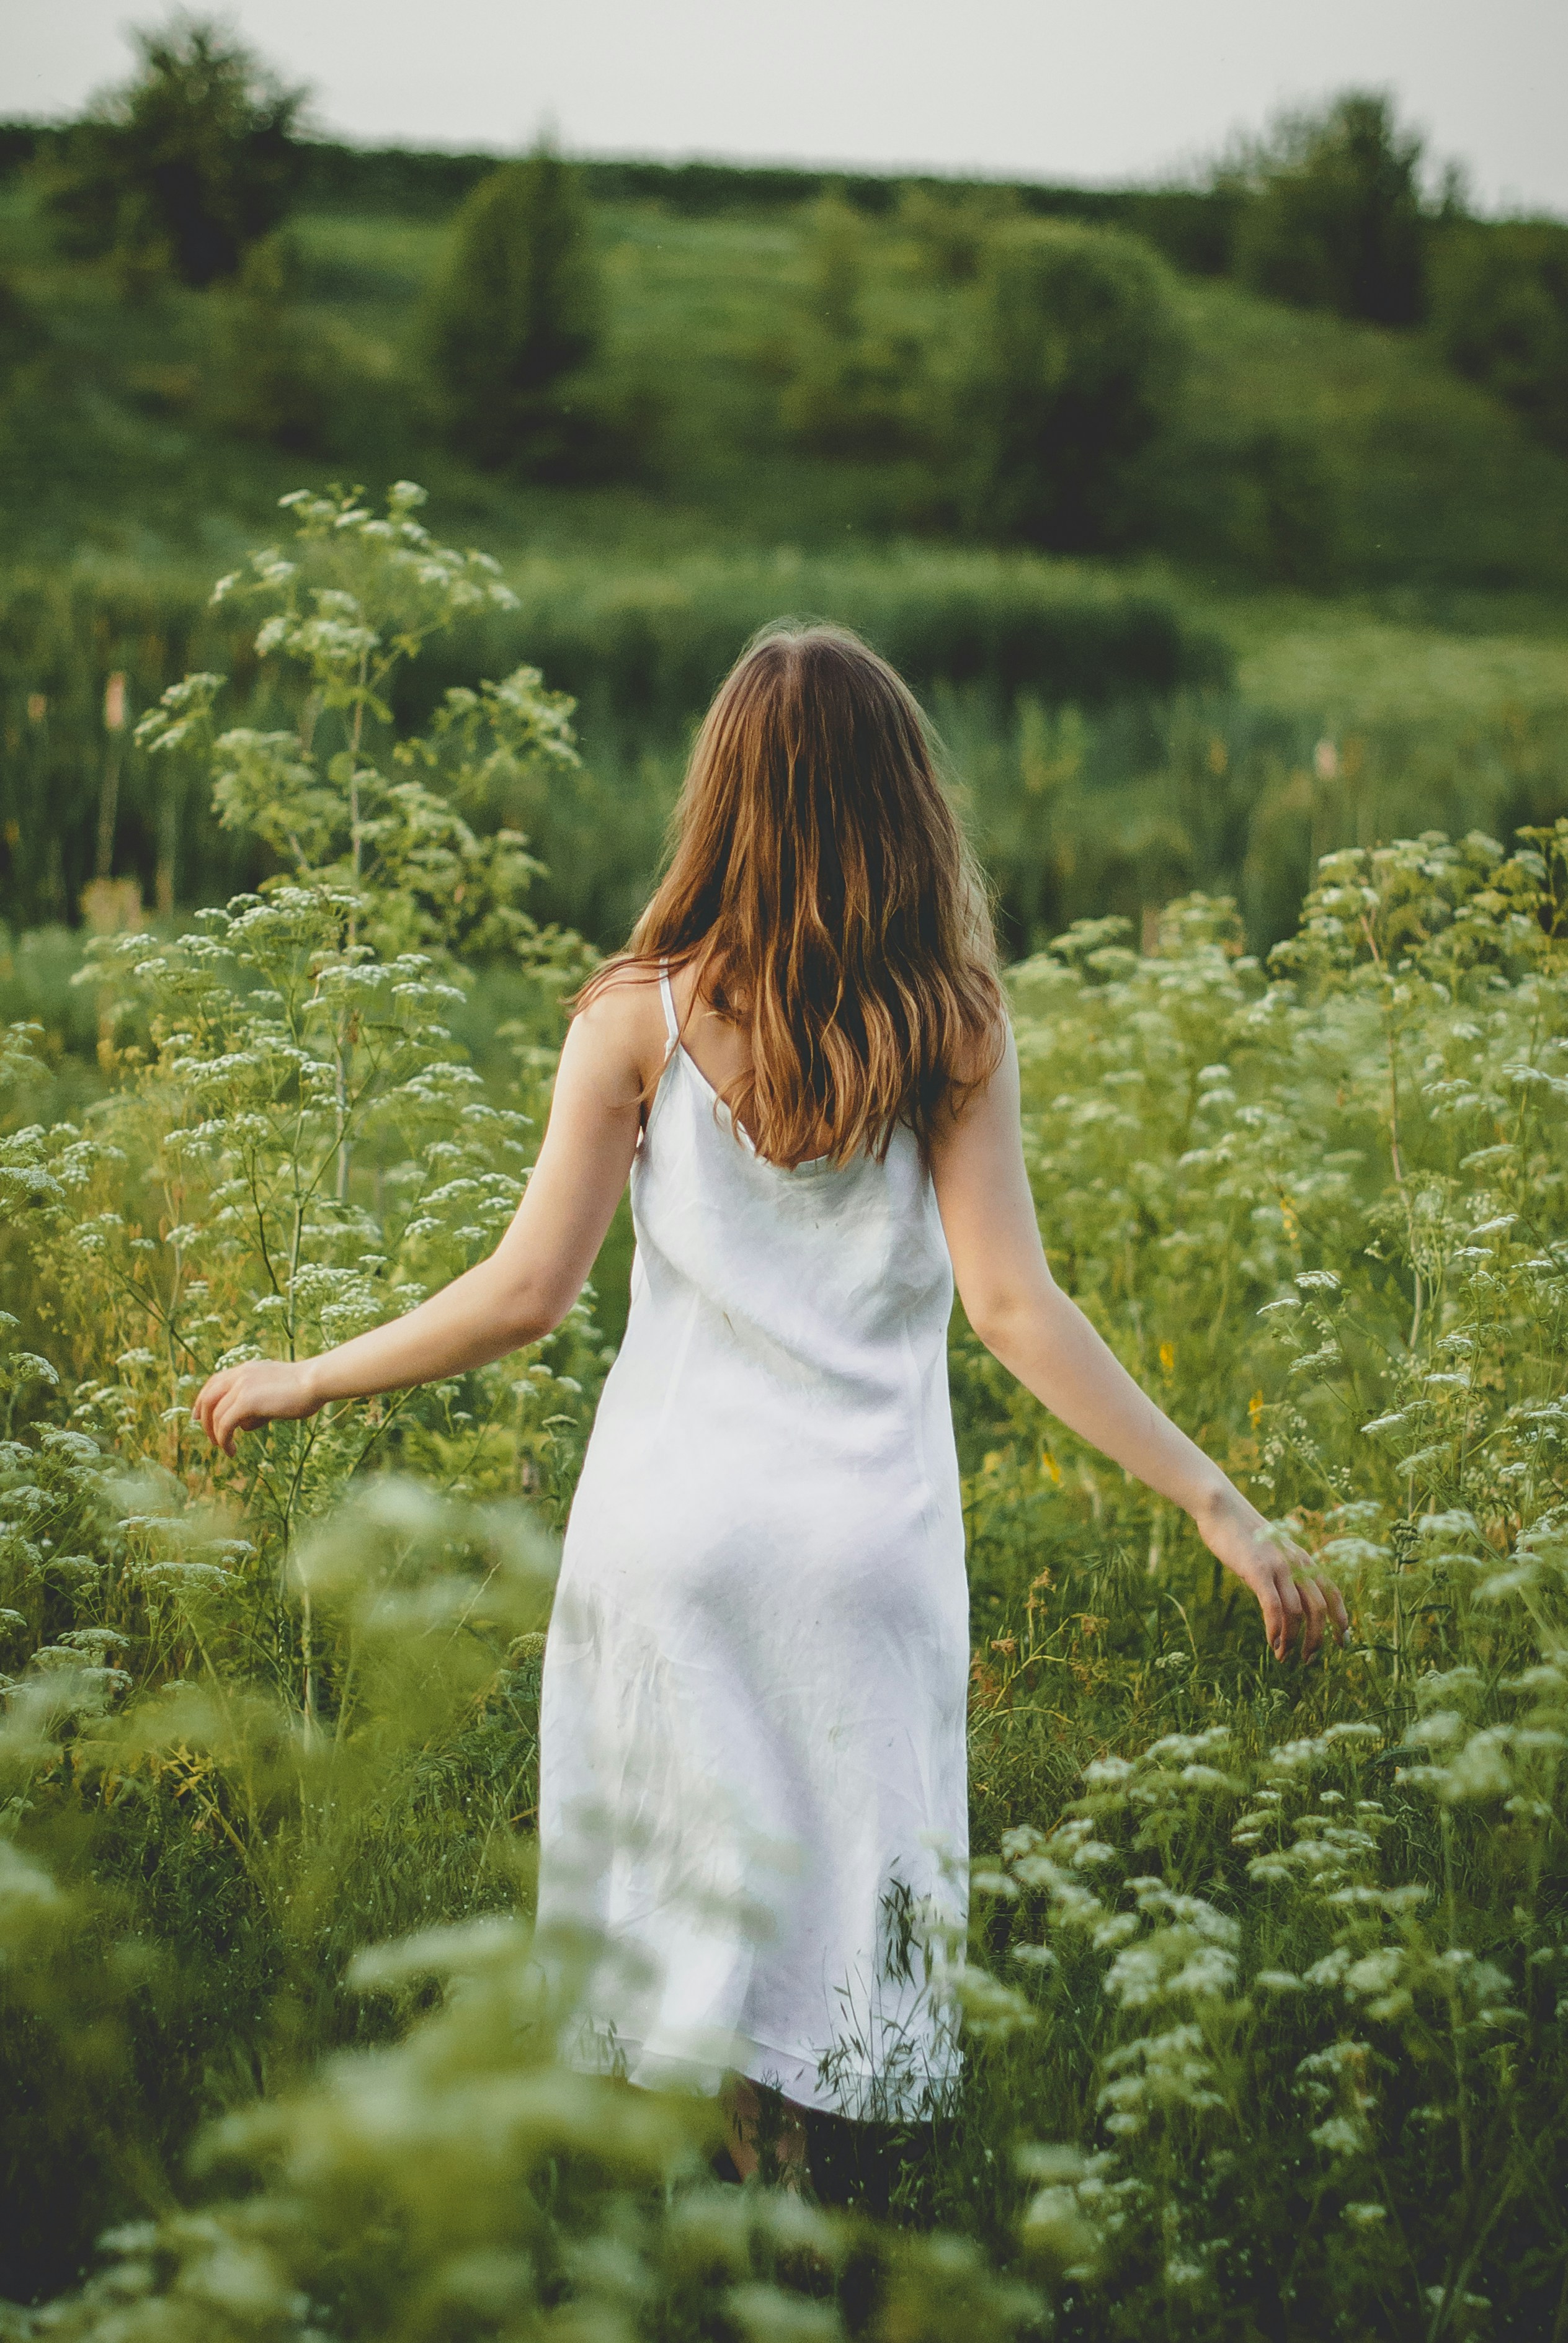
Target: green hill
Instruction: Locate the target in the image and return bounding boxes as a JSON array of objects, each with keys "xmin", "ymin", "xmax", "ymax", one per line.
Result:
[
  {"xmin": 1, "ymin": 156, "xmax": 1566, "ymax": 958},
  {"xmin": 4, "ymin": 167, "xmax": 1568, "ymax": 592}
]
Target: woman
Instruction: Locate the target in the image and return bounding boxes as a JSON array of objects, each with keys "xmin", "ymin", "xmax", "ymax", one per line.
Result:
[{"xmin": 195, "ymin": 625, "xmax": 1345, "ymax": 2184}]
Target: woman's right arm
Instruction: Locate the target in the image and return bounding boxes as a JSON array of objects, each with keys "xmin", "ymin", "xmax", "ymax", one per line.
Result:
[
  {"xmin": 929, "ymin": 1027, "xmax": 1347, "ymax": 1662},
  {"xmin": 192, "ymin": 982, "xmax": 659, "ymax": 1456}
]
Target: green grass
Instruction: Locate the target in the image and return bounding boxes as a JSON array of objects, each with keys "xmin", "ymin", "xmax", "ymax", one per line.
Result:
[
  {"xmin": 1224, "ymin": 597, "xmax": 1568, "ymax": 725},
  {"xmin": 282, "ymin": 198, "xmax": 1568, "ymax": 596},
  {"xmin": 1175, "ymin": 277, "xmax": 1568, "ymax": 592}
]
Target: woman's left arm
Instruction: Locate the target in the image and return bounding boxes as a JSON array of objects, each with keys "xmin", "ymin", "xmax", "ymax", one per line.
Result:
[
  {"xmin": 930, "ymin": 1027, "xmax": 1348, "ymax": 1663},
  {"xmin": 193, "ymin": 991, "xmax": 649, "ymax": 1457}
]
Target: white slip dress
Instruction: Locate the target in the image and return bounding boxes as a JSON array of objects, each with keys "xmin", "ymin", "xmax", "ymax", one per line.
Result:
[{"xmin": 535, "ymin": 970, "xmax": 969, "ymax": 2120}]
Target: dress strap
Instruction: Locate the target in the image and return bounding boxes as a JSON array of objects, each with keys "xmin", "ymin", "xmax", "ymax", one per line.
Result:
[{"xmin": 657, "ymin": 960, "xmax": 680, "ymax": 1053}]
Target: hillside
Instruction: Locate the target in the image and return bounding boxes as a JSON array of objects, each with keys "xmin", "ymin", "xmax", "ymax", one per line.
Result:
[
  {"xmin": 4, "ymin": 171, "xmax": 1568, "ymax": 595},
  {"xmin": 2, "ymin": 161, "xmax": 1567, "ymax": 962}
]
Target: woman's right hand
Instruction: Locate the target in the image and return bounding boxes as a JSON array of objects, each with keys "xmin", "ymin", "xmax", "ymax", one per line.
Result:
[{"xmin": 193, "ymin": 1359, "xmax": 322, "ymax": 1457}]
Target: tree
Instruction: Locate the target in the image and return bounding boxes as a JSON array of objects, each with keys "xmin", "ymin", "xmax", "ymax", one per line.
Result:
[
  {"xmin": 899, "ymin": 181, "xmax": 1020, "ymax": 286},
  {"xmin": 1431, "ymin": 221, "xmax": 1568, "ymax": 455},
  {"xmin": 424, "ymin": 148, "xmax": 606, "ymax": 476},
  {"xmin": 40, "ymin": 16, "xmax": 306, "ymax": 288},
  {"xmin": 0, "ymin": 275, "xmax": 48, "ymax": 396},
  {"xmin": 1231, "ymin": 91, "xmax": 1428, "ymax": 327},
  {"xmin": 957, "ymin": 221, "xmax": 1186, "ymax": 551},
  {"xmin": 778, "ymin": 193, "xmax": 921, "ymax": 460}
]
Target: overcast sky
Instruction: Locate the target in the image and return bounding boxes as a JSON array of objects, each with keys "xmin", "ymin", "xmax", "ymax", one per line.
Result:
[{"xmin": 6, "ymin": 0, "xmax": 1566, "ymax": 216}]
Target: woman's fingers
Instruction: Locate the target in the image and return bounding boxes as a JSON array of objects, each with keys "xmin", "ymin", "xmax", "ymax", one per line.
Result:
[
  {"xmin": 1322, "ymin": 1575, "xmax": 1352, "ymax": 1643},
  {"xmin": 1201, "ymin": 1517, "xmax": 1353, "ymax": 1666},
  {"xmin": 1296, "ymin": 1572, "xmax": 1329, "ymax": 1664},
  {"xmin": 196, "ymin": 1368, "xmax": 263, "ymax": 1455},
  {"xmin": 196, "ymin": 1361, "xmax": 319, "ymax": 1455},
  {"xmin": 1270, "ymin": 1540, "xmax": 1352, "ymax": 1662},
  {"xmin": 218, "ymin": 1384, "xmax": 264, "ymax": 1455},
  {"xmin": 199, "ymin": 1375, "xmax": 238, "ymax": 1450},
  {"xmin": 1249, "ymin": 1555, "xmax": 1354, "ymax": 1665},
  {"xmin": 192, "ymin": 1372, "xmax": 227, "ymax": 1443},
  {"xmin": 1252, "ymin": 1572, "xmax": 1283, "ymax": 1656},
  {"xmin": 1256, "ymin": 1565, "xmax": 1293, "ymax": 1659}
]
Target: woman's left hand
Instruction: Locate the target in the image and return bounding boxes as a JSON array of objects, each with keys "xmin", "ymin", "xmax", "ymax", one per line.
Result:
[
  {"xmin": 193, "ymin": 1359, "xmax": 322, "ymax": 1457},
  {"xmin": 1197, "ymin": 1486, "xmax": 1350, "ymax": 1664}
]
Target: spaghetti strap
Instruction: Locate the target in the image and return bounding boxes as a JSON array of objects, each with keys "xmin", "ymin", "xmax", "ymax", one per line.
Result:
[{"xmin": 657, "ymin": 962, "xmax": 679, "ymax": 1051}]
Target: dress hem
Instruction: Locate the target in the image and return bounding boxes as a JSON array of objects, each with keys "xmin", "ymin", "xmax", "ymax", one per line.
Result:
[{"xmin": 561, "ymin": 2015, "xmax": 960, "ymax": 2122}]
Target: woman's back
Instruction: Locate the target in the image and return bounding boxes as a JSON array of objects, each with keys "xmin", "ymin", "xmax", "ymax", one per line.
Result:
[
  {"xmin": 625, "ymin": 965, "xmax": 953, "ymax": 1424},
  {"xmin": 538, "ymin": 964, "xmax": 969, "ymax": 2121}
]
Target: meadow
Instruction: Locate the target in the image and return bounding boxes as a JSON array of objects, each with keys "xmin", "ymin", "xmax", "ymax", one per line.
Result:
[
  {"xmin": 1, "ymin": 104, "xmax": 1568, "ymax": 2339},
  {"xmin": 0, "ymin": 489, "xmax": 1563, "ymax": 2342}
]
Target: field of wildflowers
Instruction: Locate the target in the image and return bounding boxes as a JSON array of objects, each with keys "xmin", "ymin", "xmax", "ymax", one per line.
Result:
[{"xmin": 1, "ymin": 489, "xmax": 1565, "ymax": 2339}]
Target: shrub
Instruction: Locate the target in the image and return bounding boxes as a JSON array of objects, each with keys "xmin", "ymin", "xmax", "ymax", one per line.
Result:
[
  {"xmin": 1230, "ymin": 91, "xmax": 1428, "ymax": 328},
  {"xmin": 200, "ymin": 233, "xmax": 404, "ymax": 457},
  {"xmin": 1159, "ymin": 421, "xmax": 1347, "ymax": 588},
  {"xmin": 0, "ymin": 274, "xmax": 48, "ymax": 393},
  {"xmin": 778, "ymin": 195, "xmax": 922, "ymax": 459},
  {"xmin": 1431, "ymin": 219, "xmax": 1568, "ymax": 454},
  {"xmin": 899, "ymin": 181, "xmax": 1021, "ymax": 285},
  {"xmin": 37, "ymin": 17, "xmax": 305, "ymax": 288},
  {"xmin": 955, "ymin": 221, "xmax": 1187, "ymax": 551},
  {"xmin": 423, "ymin": 146, "xmax": 623, "ymax": 479},
  {"xmin": 0, "ymin": 545, "xmax": 1229, "ymax": 938}
]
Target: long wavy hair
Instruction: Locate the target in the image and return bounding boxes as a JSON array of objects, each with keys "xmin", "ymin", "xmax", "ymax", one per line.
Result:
[{"xmin": 578, "ymin": 623, "xmax": 1004, "ymax": 1168}]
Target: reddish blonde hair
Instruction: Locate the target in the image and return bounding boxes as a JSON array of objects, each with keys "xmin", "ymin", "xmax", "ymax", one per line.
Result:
[{"xmin": 579, "ymin": 623, "xmax": 1004, "ymax": 1167}]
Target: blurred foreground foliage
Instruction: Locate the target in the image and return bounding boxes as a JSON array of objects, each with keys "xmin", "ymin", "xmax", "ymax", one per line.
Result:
[{"xmin": 1, "ymin": 494, "xmax": 1568, "ymax": 2332}]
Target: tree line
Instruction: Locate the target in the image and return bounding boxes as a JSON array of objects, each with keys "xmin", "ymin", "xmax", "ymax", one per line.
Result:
[
  {"xmin": 1, "ymin": 17, "xmax": 1564, "ymax": 501},
  {"xmin": 6, "ymin": 18, "xmax": 1556, "ymax": 462}
]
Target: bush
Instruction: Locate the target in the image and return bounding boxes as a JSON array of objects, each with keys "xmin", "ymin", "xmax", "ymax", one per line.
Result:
[
  {"xmin": 955, "ymin": 221, "xmax": 1187, "ymax": 551},
  {"xmin": 37, "ymin": 17, "xmax": 305, "ymax": 288},
  {"xmin": 1431, "ymin": 219, "xmax": 1568, "ymax": 454},
  {"xmin": 423, "ymin": 146, "xmax": 628, "ymax": 480},
  {"xmin": 778, "ymin": 195, "xmax": 922, "ymax": 459},
  {"xmin": 1159, "ymin": 421, "xmax": 1347, "ymax": 588},
  {"xmin": 899, "ymin": 181, "xmax": 1021, "ymax": 285},
  {"xmin": 200, "ymin": 233, "xmax": 404, "ymax": 457},
  {"xmin": 1231, "ymin": 91, "xmax": 1428, "ymax": 327},
  {"xmin": 0, "ymin": 275, "xmax": 48, "ymax": 392},
  {"xmin": 447, "ymin": 547, "xmax": 1228, "ymax": 725}
]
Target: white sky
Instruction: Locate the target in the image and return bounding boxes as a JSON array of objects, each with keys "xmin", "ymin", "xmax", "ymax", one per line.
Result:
[{"xmin": 6, "ymin": 0, "xmax": 1566, "ymax": 216}]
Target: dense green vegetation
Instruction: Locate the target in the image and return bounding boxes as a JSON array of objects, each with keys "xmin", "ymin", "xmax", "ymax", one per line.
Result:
[
  {"xmin": 2, "ymin": 122, "xmax": 1566, "ymax": 960},
  {"xmin": 3, "ymin": 497, "xmax": 1568, "ymax": 2337},
  {"xmin": 32, "ymin": 19, "xmax": 305, "ymax": 290},
  {"xmin": 2, "ymin": 23, "xmax": 1568, "ymax": 2328}
]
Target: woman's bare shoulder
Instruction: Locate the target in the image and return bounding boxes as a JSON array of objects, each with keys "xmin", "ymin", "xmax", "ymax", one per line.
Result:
[
  {"xmin": 930, "ymin": 1015, "xmax": 1018, "ymax": 1146},
  {"xmin": 568, "ymin": 960, "xmax": 671, "ymax": 1099}
]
